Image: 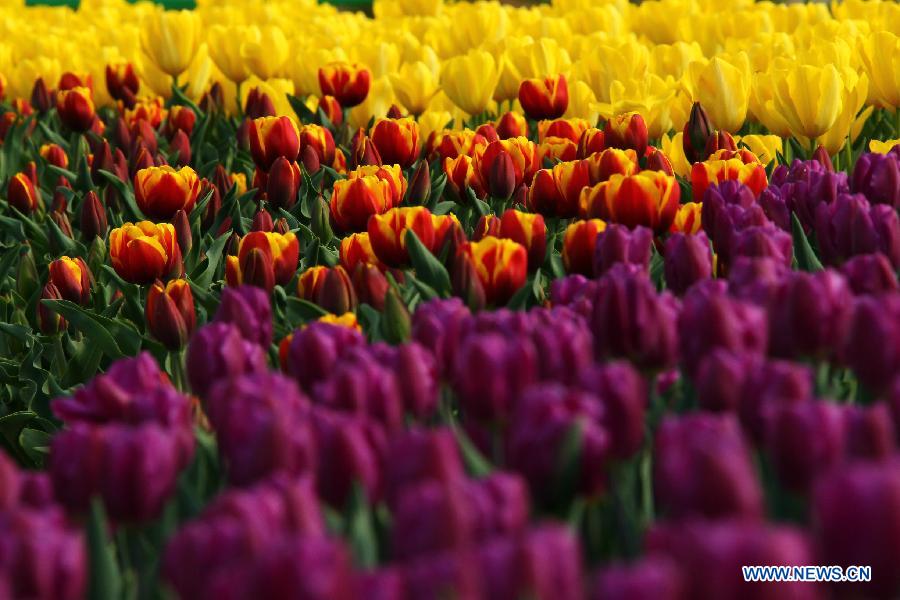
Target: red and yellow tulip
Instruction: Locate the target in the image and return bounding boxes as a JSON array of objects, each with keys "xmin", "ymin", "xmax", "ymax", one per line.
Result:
[
  {"xmin": 134, "ymin": 166, "xmax": 201, "ymax": 221},
  {"xmin": 461, "ymin": 236, "xmax": 528, "ymax": 306},
  {"xmin": 109, "ymin": 221, "xmax": 182, "ymax": 284},
  {"xmin": 580, "ymin": 171, "xmax": 681, "ymax": 233},
  {"xmin": 225, "ymin": 231, "xmax": 300, "ymax": 292}
]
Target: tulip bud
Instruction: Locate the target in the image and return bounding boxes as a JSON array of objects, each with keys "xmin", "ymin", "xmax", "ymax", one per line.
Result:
[
  {"xmin": 852, "ymin": 152, "xmax": 900, "ymax": 208},
  {"xmin": 664, "ymin": 232, "xmax": 714, "ymax": 295},
  {"xmin": 312, "ymin": 195, "xmax": 334, "ymax": 243},
  {"xmin": 382, "ymin": 286, "xmax": 411, "ymax": 343},
  {"xmin": 112, "ymin": 116, "xmax": 132, "ymax": 151},
  {"xmin": 226, "ymin": 231, "xmax": 241, "ymax": 257},
  {"xmin": 593, "ymin": 224, "xmax": 652, "ymax": 276},
  {"xmin": 271, "ymin": 217, "xmax": 288, "ymax": 235},
  {"xmin": 496, "ymin": 111, "xmax": 529, "ymax": 140},
  {"xmin": 682, "ymin": 102, "xmax": 712, "ymax": 163},
  {"xmin": 146, "ymin": 279, "xmax": 196, "ymax": 350},
  {"xmin": 407, "ymin": 161, "xmax": 431, "ymax": 205},
  {"xmin": 40, "ymin": 143, "xmax": 69, "ymax": 169},
  {"xmin": 704, "ymin": 130, "xmax": 737, "ymax": 158},
  {"xmin": 169, "ymin": 129, "xmax": 191, "ymax": 166},
  {"xmin": 476, "ymin": 123, "xmax": 500, "ymax": 143},
  {"xmin": 79, "ymin": 190, "xmax": 107, "ymax": 242},
  {"xmin": 8, "ymin": 172, "xmax": 39, "ymax": 213},
  {"xmin": 172, "ymin": 209, "xmax": 192, "ymax": 256},
  {"xmin": 242, "ymin": 247, "xmax": 276, "ymax": 291},
  {"xmin": 16, "ymin": 247, "xmax": 39, "ymax": 301},
  {"xmin": 488, "ymin": 151, "xmax": 515, "ymax": 200},
  {"xmin": 266, "ymin": 157, "xmax": 302, "ymax": 210},
  {"xmin": 315, "ymin": 266, "xmax": 357, "ymax": 314},
  {"xmin": 38, "ymin": 282, "xmax": 66, "ymax": 334},
  {"xmin": 49, "ymin": 211, "xmax": 74, "ymax": 250},
  {"xmin": 813, "ymin": 144, "xmax": 834, "ymax": 173},
  {"xmin": 300, "ymin": 144, "xmax": 321, "ymax": 176},
  {"xmin": 244, "ymin": 87, "xmax": 276, "ymax": 120},
  {"xmin": 451, "ymin": 250, "xmax": 486, "ymax": 311},
  {"xmin": 105, "ymin": 62, "xmax": 139, "ymax": 109},
  {"xmin": 603, "ymin": 112, "xmax": 648, "ymax": 157},
  {"xmin": 499, "ymin": 209, "xmax": 546, "ymax": 271},
  {"xmin": 30, "ymin": 77, "xmax": 52, "ymax": 114},
  {"xmin": 473, "ymin": 214, "xmax": 501, "ymax": 241},
  {"xmin": 129, "ymin": 144, "xmax": 155, "ymax": 179},
  {"xmin": 646, "ymin": 147, "xmax": 674, "ymax": 175},
  {"xmin": 57, "ymin": 87, "xmax": 96, "ymax": 133},
  {"xmin": 199, "ymin": 81, "xmax": 225, "ymax": 114},
  {"xmin": 841, "ymin": 253, "xmax": 898, "ymax": 295},
  {"xmin": 351, "ymin": 263, "xmax": 389, "ymax": 311}
]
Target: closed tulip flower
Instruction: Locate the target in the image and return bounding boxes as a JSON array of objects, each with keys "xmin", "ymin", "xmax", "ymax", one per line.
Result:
[
  {"xmin": 771, "ymin": 63, "xmax": 844, "ymax": 140},
  {"xmin": 56, "ymin": 87, "xmax": 95, "ymax": 132},
  {"xmin": 7, "ymin": 172, "xmax": 39, "ymax": 213},
  {"xmin": 146, "ymin": 279, "xmax": 195, "ymax": 350},
  {"xmin": 186, "ymin": 322, "xmax": 268, "ymax": 400},
  {"xmin": 664, "ymin": 232, "xmax": 713, "ymax": 295},
  {"xmin": 670, "ymin": 202, "xmax": 702, "ymax": 234},
  {"xmin": 815, "ymin": 194, "xmax": 900, "ymax": 268},
  {"xmin": 206, "ymin": 24, "xmax": 252, "ymax": 84},
  {"xmin": 593, "ymin": 224, "xmax": 653, "ymax": 276},
  {"xmin": 498, "ymin": 209, "xmax": 546, "ymax": 270},
  {"xmin": 443, "ymin": 154, "xmax": 483, "ymax": 199},
  {"xmin": 134, "ymin": 165, "xmax": 200, "ymax": 221},
  {"xmin": 389, "ymin": 61, "xmax": 440, "ymax": 115},
  {"xmin": 48, "ymin": 257, "xmax": 92, "ymax": 305},
  {"xmin": 140, "ymin": 9, "xmax": 201, "ymax": 79},
  {"xmin": 476, "ymin": 137, "xmax": 540, "ymax": 192},
  {"xmin": 225, "ymin": 231, "xmax": 300, "ymax": 292},
  {"xmin": 429, "ymin": 129, "xmax": 487, "ymax": 161},
  {"xmin": 339, "ymin": 232, "xmax": 381, "ymax": 272},
  {"xmin": 691, "ymin": 156, "xmax": 768, "ymax": 201},
  {"xmin": 580, "ymin": 171, "xmax": 681, "ymax": 233},
  {"xmin": 765, "ymin": 401, "xmax": 846, "ymax": 493},
  {"xmin": 562, "ymin": 219, "xmax": 607, "ymax": 276},
  {"xmin": 105, "ymin": 62, "xmax": 140, "ymax": 108},
  {"xmin": 441, "ymin": 50, "xmax": 500, "ymax": 116},
  {"xmin": 518, "ymin": 74, "xmax": 568, "ymax": 121},
  {"xmin": 240, "ymin": 25, "xmax": 289, "ymax": 81},
  {"xmin": 496, "ymin": 111, "xmax": 529, "ymax": 139},
  {"xmin": 462, "ymin": 236, "xmax": 528, "ymax": 306},
  {"xmin": 331, "ymin": 173, "xmax": 394, "ymax": 233},
  {"xmin": 684, "ymin": 54, "xmax": 752, "ymax": 133},
  {"xmin": 265, "ymin": 157, "xmax": 302, "ymax": 210},
  {"xmin": 841, "ymin": 253, "xmax": 899, "ymax": 296},
  {"xmin": 585, "ymin": 147, "xmax": 639, "ymax": 183},
  {"xmin": 370, "ymin": 117, "xmax": 420, "ymax": 168},
  {"xmin": 843, "ymin": 295, "xmax": 900, "ymax": 395},
  {"xmin": 859, "ymin": 30, "xmax": 900, "ymax": 110},
  {"xmin": 852, "ymin": 152, "xmax": 900, "ymax": 208},
  {"xmin": 40, "ymin": 143, "xmax": 68, "ymax": 169},
  {"xmin": 80, "ymin": 190, "xmax": 107, "ymax": 241},
  {"xmin": 299, "ymin": 124, "xmax": 336, "ymax": 168},
  {"xmin": 109, "ymin": 221, "xmax": 182, "ymax": 284},
  {"xmin": 527, "ymin": 159, "xmax": 591, "ymax": 218},
  {"xmin": 368, "ymin": 206, "xmax": 435, "ymax": 267},
  {"xmin": 603, "ymin": 112, "xmax": 648, "ymax": 157},
  {"xmin": 318, "ymin": 62, "xmax": 371, "ymax": 108},
  {"xmin": 248, "ymin": 116, "xmax": 301, "ymax": 170}
]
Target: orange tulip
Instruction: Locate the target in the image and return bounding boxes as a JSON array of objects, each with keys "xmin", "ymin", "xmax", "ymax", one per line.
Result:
[
  {"xmin": 496, "ymin": 111, "xmax": 529, "ymax": 139},
  {"xmin": 339, "ymin": 232, "xmax": 382, "ymax": 272},
  {"xmin": 7, "ymin": 172, "xmax": 39, "ymax": 213},
  {"xmin": 428, "ymin": 129, "xmax": 488, "ymax": 161},
  {"xmin": 670, "ymin": 202, "xmax": 703, "ymax": 234},
  {"xmin": 562, "ymin": 219, "xmax": 608, "ymax": 276},
  {"xmin": 56, "ymin": 87, "xmax": 95, "ymax": 132},
  {"xmin": 580, "ymin": 171, "xmax": 681, "ymax": 233},
  {"xmin": 109, "ymin": 221, "xmax": 182, "ymax": 284},
  {"xmin": 48, "ymin": 256, "xmax": 92, "ymax": 305},
  {"xmin": 443, "ymin": 154, "xmax": 484, "ymax": 199},
  {"xmin": 499, "ymin": 209, "xmax": 546, "ymax": 270},
  {"xmin": 538, "ymin": 137, "xmax": 577, "ymax": 164},
  {"xmin": 134, "ymin": 165, "xmax": 201, "ymax": 220},
  {"xmin": 371, "ymin": 117, "xmax": 420, "ymax": 168},
  {"xmin": 603, "ymin": 112, "xmax": 648, "ymax": 156},
  {"xmin": 297, "ymin": 265, "xmax": 329, "ymax": 301},
  {"xmin": 585, "ymin": 148, "xmax": 639, "ymax": 183},
  {"xmin": 299, "ymin": 124, "xmax": 336, "ymax": 168},
  {"xmin": 349, "ymin": 164, "xmax": 407, "ymax": 207},
  {"xmin": 248, "ymin": 116, "xmax": 301, "ymax": 170},
  {"xmin": 539, "ymin": 118, "xmax": 591, "ymax": 144},
  {"xmin": 462, "ymin": 236, "xmax": 528, "ymax": 306},
  {"xmin": 225, "ymin": 231, "xmax": 300, "ymax": 292},
  {"xmin": 577, "ymin": 128, "xmax": 607, "ymax": 159},
  {"xmin": 518, "ymin": 74, "xmax": 568, "ymax": 121},
  {"xmin": 318, "ymin": 62, "xmax": 371, "ymax": 108},
  {"xmin": 475, "ymin": 137, "xmax": 540, "ymax": 191},
  {"xmin": 367, "ymin": 206, "xmax": 435, "ymax": 267},
  {"xmin": 331, "ymin": 173, "xmax": 394, "ymax": 233},
  {"xmin": 526, "ymin": 159, "xmax": 592, "ymax": 218}
]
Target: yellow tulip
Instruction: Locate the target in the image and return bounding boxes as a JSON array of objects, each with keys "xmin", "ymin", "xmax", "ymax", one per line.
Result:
[
  {"xmin": 736, "ymin": 134, "xmax": 783, "ymax": 166},
  {"xmin": 859, "ymin": 31, "xmax": 900, "ymax": 109},
  {"xmin": 684, "ymin": 53, "xmax": 752, "ymax": 133},
  {"xmin": 495, "ymin": 37, "xmax": 571, "ymax": 103},
  {"xmin": 417, "ymin": 110, "xmax": 455, "ymax": 144},
  {"xmin": 207, "ymin": 24, "xmax": 251, "ymax": 84},
  {"xmin": 287, "ymin": 46, "xmax": 348, "ymax": 97},
  {"xmin": 140, "ymin": 9, "xmax": 201, "ymax": 79},
  {"xmin": 390, "ymin": 61, "xmax": 440, "ymax": 115},
  {"xmin": 593, "ymin": 75, "xmax": 676, "ymax": 139},
  {"xmin": 660, "ymin": 132, "xmax": 692, "ymax": 178},
  {"xmin": 564, "ymin": 80, "xmax": 599, "ymax": 126},
  {"xmin": 749, "ymin": 71, "xmax": 793, "ymax": 138},
  {"xmin": 771, "ymin": 63, "xmax": 843, "ymax": 140},
  {"xmin": 441, "ymin": 49, "xmax": 500, "ymax": 116},
  {"xmin": 348, "ymin": 76, "xmax": 394, "ymax": 130},
  {"xmin": 814, "ymin": 70, "xmax": 871, "ymax": 156},
  {"xmin": 870, "ymin": 139, "xmax": 900, "ymax": 154},
  {"xmin": 575, "ymin": 38, "xmax": 650, "ymax": 104},
  {"xmin": 241, "ymin": 25, "xmax": 289, "ymax": 82},
  {"xmin": 374, "ymin": 0, "xmax": 443, "ymax": 18}
]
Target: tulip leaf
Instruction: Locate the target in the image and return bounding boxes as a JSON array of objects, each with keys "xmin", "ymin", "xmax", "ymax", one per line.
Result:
[
  {"xmin": 553, "ymin": 421, "xmax": 584, "ymax": 507},
  {"xmin": 288, "ymin": 94, "xmax": 317, "ymax": 124},
  {"xmin": 431, "ymin": 200, "xmax": 456, "ymax": 216},
  {"xmin": 41, "ymin": 299, "xmax": 140, "ymax": 359},
  {"xmin": 170, "ymin": 83, "xmax": 204, "ymax": 119},
  {"xmin": 285, "ymin": 297, "xmax": 328, "ymax": 325},
  {"xmin": 506, "ymin": 276, "xmax": 533, "ymax": 311},
  {"xmin": 452, "ymin": 426, "xmax": 493, "ymax": 478},
  {"xmin": 405, "ymin": 230, "xmax": 451, "ymax": 296},
  {"xmin": 46, "ymin": 164, "xmax": 78, "ymax": 183},
  {"xmin": 0, "ymin": 243, "xmax": 23, "ymax": 282},
  {"xmin": 47, "ymin": 216, "xmax": 77, "ymax": 254},
  {"xmin": 790, "ymin": 212, "xmax": 823, "ymax": 272},
  {"xmin": 98, "ymin": 169, "xmax": 141, "ymax": 222},
  {"xmin": 404, "ymin": 272, "xmax": 439, "ymax": 302},
  {"xmin": 86, "ymin": 498, "xmax": 123, "ymax": 600},
  {"xmin": 0, "ymin": 213, "xmax": 27, "ymax": 242},
  {"xmin": 191, "ymin": 231, "xmax": 230, "ymax": 289},
  {"xmin": 428, "ymin": 172, "xmax": 448, "ymax": 208},
  {"xmin": 344, "ymin": 483, "xmax": 378, "ymax": 569},
  {"xmin": 18, "ymin": 427, "xmax": 51, "ymax": 463}
]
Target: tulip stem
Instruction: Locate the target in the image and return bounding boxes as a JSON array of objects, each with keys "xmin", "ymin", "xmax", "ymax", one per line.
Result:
[{"xmin": 235, "ymin": 81, "xmax": 243, "ymax": 119}]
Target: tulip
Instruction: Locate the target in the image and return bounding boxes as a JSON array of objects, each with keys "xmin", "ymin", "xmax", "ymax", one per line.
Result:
[
  {"xmin": 663, "ymin": 232, "xmax": 713, "ymax": 295},
  {"xmin": 771, "ymin": 64, "xmax": 844, "ymax": 140},
  {"xmin": 428, "ymin": 130, "xmax": 487, "ymax": 162},
  {"xmin": 487, "ymin": 151, "xmax": 516, "ymax": 200},
  {"xmin": 368, "ymin": 206, "xmax": 435, "ymax": 268},
  {"xmin": 248, "ymin": 116, "xmax": 301, "ymax": 170},
  {"xmin": 461, "ymin": 237, "xmax": 528, "ymax": 306},
  {"xmin": 339, "ymin": 232, "xmax": 380, "ymax": 273},
  {"xmin": 730, "ymin": 224, "xmax": 793, "ymax": 269},
  {"xmin": 314, "ymin": 351, "xmax": 403, "ymax": 431},
  {"xmin": 592, "ymin": 558, "xmax": 683, "ymax": 600},
  {"xmin": 684, "ymin": 55, "xmax": 752, "ymax": 133},
  {"xmin": 284, "ymin": 321, "xmax": 366, "ymax": 391},
  {"xmin": 407, "ymin": 160, "xmax": 431, "ymax": 205},
  {"xmin": 48, "ymin": 257, "xmax": 92, "ymax": 305},
  {"xmin": 38, "ymin": 282, "xmax": 66, "ymax": 334},
  {"xmin": 299, "ymin": 123, "xmax": 336, "ymax": 168},
  {"xmin": 165, "ymin": 105, "xmax": 196, "ymax": 139},
  {"xmin": 441, "ymin": 50, "xmax": 500, "ymax": 116},
  {"xmin": 472, "ymin": 214, "xmax": 501, "ymax": 242},
  {"xmin": 766, "ymin": 401, "xmax": 846, "ymax": 493},
  {"xmin": 603, "ymin": 112, "xmax": 648, "ymax": 157},
  {"xmin": 79, "ymin": 190, "xmax": 107, "ymax": 242},
  {"xmin": 331, "ymin": 174, "xmax": 394, "ymax": 233},
  {"xmin": 577, "ymin": 128, "xmax": 606, "ymax": 159},
  {"xmin": 655, "ymin": 413, "xmax": 763, "ymax": 519},
  {"xmin": 815, "ymin": 193, "xmax": 900, "ymax": 268},
  {"xmin": 318, "ymin": 62, "xmax": 371, "ymax": 108},
  {"xmin": 843, "ymin": 295, "xmax": 900, "ymax": 395},
  {"xmin": 225, "ymin": 231, "xmax": 300, "ymax": 292},
  {"xmin": 443, "ymin": 154, "xmax": 483, "ymax": 200},
  {"xmin": 240, "ymin": 24, "xmax": 289, "ymax": 81},
  {"xmin": 134, "ymin": 165, "xmax": 200, "ymax": 221},
  {"xmin": 105, "ymin": 62, "xmax": 139, "ymax": 108},
  {"xmin": 580, "ymin": 171, "xmax": 680, "ymax": 233},
  {"xmin": 497, "ymin": 209, "xmax": 546, "ymax": 271},
  {"xmin": 109, "ymin": 221, "xmax": 182, "ymax": 284},
  {"xmin": 39, "ymin": 143, "xmax": 68, "ymax": 170},
  {"xmin": 518, "ymin": 74, "xmax": 568, "ymax": 121},
  {"xmin": 562, "ymin": 219, "xmax": 607, "ymax": 276},
  {"xmin": 450, "ymin": 250, "xmax": 486, "ymax": 311},
  {"xmin": 317, "ymin": 95, "xmax": 343, "ymax": 126},
  {"xmin": 476, "ymin": 137, "xmax": 540, "ymax": 192},
  {"xmin": 370, "ymin": 117, "xmax": 420, "ymax": 168},
  {"xmin": 841, "ymin": 253, "xmax": 899, "ymax": 296},
  {"xmin": 585, "ymin": 148, "xmax": 638, "ymax": 184},
  {"xmin": 144, "ymin": 278, "xmax": 195, "ymax": 350},
  {"xmin": 576, "ymin": 363, "xmax": 647, "ymax": 459},
  {"xmin": 669, "ymin": 202, "xmax": 702, "ymax": 235},
  {"xmin": 243, "ymin": 87, "xmax": 276, "ymax": 120},
  {"xmin": 140, "ymin": 9, "xmax": 201, "ymax": 79},
  {"xmin": 496, "ymin": 111, "xmax": 529, "ymax": 139},
  {"xmin": 682, "ymin": 101, "xmax": 712, "ymax": 163},
  {"xmin": 308, "ymin": 266, "xmax": 357, "ymax": 314},
  {"xmin": 539, "ymin": 118, "xmax": 589, "ymax": 144},
  {"xmin": 527, "ymin": 159, "xmax": 591, "ymax": 219},
  {"xmin": 593, "ymin": 224, "xmax": 653, "ymax": 276},
  {"xmin": 7, "ymin": 172, "xmax": 39, "ymax": 213},
  {"xmin": 852, "ymin": 152, "xmax": 900, "ymax": 208},
  {"xmin": 265, "ymin": 157, "xmax": 302, "ymax": 210}
]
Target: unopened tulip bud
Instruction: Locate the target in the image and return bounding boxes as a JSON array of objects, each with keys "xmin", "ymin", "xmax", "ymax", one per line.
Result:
[
  {"xmin": 251, "ymin": 208, "xmax": 274, "ymax": 233},
  {"xmin": 352, "ymin": 263, "xmax": 389, "ymax": 310},
  {"xmin": 113, "ymin": 116, "xmax": 131, "ymax": 151},
  {"xmin": 604, "ymin": 112, "xmax": 648, "ymax": 157},
  {"xmin": 383, "ymin": 286, "xmax": 411, "ymax": 343},
  {"xmin": 312, "ymin": 195, "xmax": 334, "ymax": 243},
  {"xmin": 169, "ymin": 129, "xmax": 191, "ymax": 166},
  {"xmin": 593, "ymin": 224, "xmax": 652, "ymax": 275},
  {"xmin": 38, "ymin": 282, "xmax": 66, "ymax": 334},
  {"xmin": 199, "ymin": 81, "xmax": 225, "ymax": 114},
  {"xmin": 352, "ymin": 134, "xmax": 382, "ymax": 169},
  {"xmin": 173, "ymin": 209, "xmax": 192, "ymax": 256},
  {"xmin": 488, "ymin": 151, "xmax": 516, "ymax": 200},
  {"xmin": 226, "ymin": 231, "xmax": 241, "ymax": 256},
  {"xmin": 146, "ymin": 279, "xmax": 195, "ymax": 350},
  {"xmin": 813, "ymin": 145, "xmax": 834, "ymax": 173},
  {"xmin": 704, "ymin": 130, "xmax": 736, "ymax": 157},
  {"xmin": 407, "ymin": 161, "xmax": 431, "ymax": 204},
  {"xmin": 476, "ymin": 123, "xmax": 500, "ymax": 143},
  {"xmin": 274, "ymin": 217, "xmax": 290, "ymax": 235},
  {"xmin": 50, "ymin": 210, "xmax": 74, "ymax": 246},
  {"xmin": 244, "ymin": 87, "xmax": 276, "ymax": 120},
  {"xmin": 267, "ymin": 157, "xmax": 302, "ymax": 210},
  {"xmin": 8, "ymin": 172, "xmax": 39, "ymax": 213},
  {"xmin": 129, "ymin": 144, "xmax": 155, "ymax": 179},
  {"xmin": 683, "ymin": 102, "xmax": 712, "ymax": 163},
  {"xmin": 90, "ymin": 140, "xmax": 114, "ymax": 185},
  {"xmin": 496, "ymin": 112, "xmax": 528, "ymax": 140},
  {"xmin": 301, "ymin": 144, "xmax": 320, "ymax": 175},
  {"xmin": 646, "ymin": 147, "xmax": 674, "ymax": 175},
  {"xmin": 664, "ymin": 232, "xmax": 713, "ymax": 295},
  {"xmin": 17, "ymin": 247, "xmax": 39, "ymax": 300},
  {"xmin": 30, "ymin": 78, "xmax": 52, "ymax": 114},
  {"xmin": 57, "ymin": 87, "xmax": 96, "ymax": 133},
  {"xmin": 105, "ymin": 62, "xmax": 139, "ymax": 109},
  {"xmin": 241, "ymin": 247, "xmax": 276, "ymax": 291},
  {"xmin": 451, "ymin": 250, "xmax": 486, "ymax": 311},
  {"xmin": 315, "ymin": 266, "xmax": 357, "ymax": 314}
]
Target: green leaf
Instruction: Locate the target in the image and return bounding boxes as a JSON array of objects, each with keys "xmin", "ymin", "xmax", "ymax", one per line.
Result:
[
  {"xmin": 288, "ymin": 93, "xmax": 317, "ymax": 124},
  {"xmin": 87, "ymin": 498, "xmax": 123, "ymax": 600},
  {"xmin": 405, "ymin": 229, "xmax": 451, "ymax": 296},
  {"xmin": 191, "ymin": 231, "xmax": 231, "ymax": 289},
  {"xmin": 41, "ymin": 299, "xmax": 141, "ymax": 359},
  {"xmin": 790, "ymin": 212, "xmax": 823, "ymax": 272},
  {"xmin": 553, "ymin": 421, "xmax": 584, "ymax": 507},
  {"xmin": 431, "ymin": 200, "xmax": 457, "ymax": 216},
  {"xmin": 452, "ymin": 426, "xmax": 493, "ymax": 478},
  {"xmin": 506, "ymin": 276, "xmax": 533, "ymax": 310},
  {"xmin": 285, "ymin": 297, "xmax": 328, "ymax": 325},
  {"xmin": 19, "ymin": 427, "xmax": 52, "ymax": 461},
  {"xmin": 98, "ymin": 169, "xmax": 141, "ymax": 221},
  {"xmin": 344, "ymin": 484, "xmax": 377, "ymax": 569}
]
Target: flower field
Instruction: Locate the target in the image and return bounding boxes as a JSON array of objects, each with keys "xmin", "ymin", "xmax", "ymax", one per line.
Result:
[{"xmin": 1, "ymin": 0, "xmax": 900, "ymax": 597}]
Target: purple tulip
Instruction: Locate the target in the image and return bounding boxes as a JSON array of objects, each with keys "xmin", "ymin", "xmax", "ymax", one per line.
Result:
[
  {"xmin": 382, "ymin": 428, "xmax": 466, "ymax": 509},
  {"xmin": 284, "ymin": 321, "xmax": 366, "ymax": 391},
  {"xmin": 813, "ymin": 461, "xmax": 900, "ymax": 598},
  {"xmin": 527, "ymin": 307, "xmax": 594, "ymax": 383},
  {"xmin": 592, "ymin": 558, "xmax": 684, "ymax": 600},
  {"xmin": 391, "ymin": 472, "xmax": 530, "ymax": 559},
  {"xmin": 50, "ymin": 422, "xmax": 186, "ymax": 522},
  {"xmin": 367, "ymin": 342, "xmax": 439, "ymax": 420},
  {"xmin": 549, "ymin": 274, "xmax": 595, "ymax": 318},
  {"xmin": 402, "ymin": 550, "xmax": 481, "ymax": 600},
  {"xmin": 214, "ymin": 285, "xmax": 273, "ymax": 347},
  {"xmin": 311, "ymin": 408, "xmax": 387, "ymax": 507},
  {"xmin": 701, "ymin": 181, "xmax": 766, "ymax": 266},
  {"xmin": 314, "ymin": 349, "xmax": 405, "ymax": 431},
  {"xmin": 507, "ymin": 384, "xmax": 611, "ymax": 501},
  {"xmin": 593, "ymin": 224, "xmax": 653, "ymax": 276},
  {"xmin": 664, "ymin": 232, "xmax": 713, "ymax": 295},
  {"xmin": 0, "ymin": 508, "xmax": 87, "ymax": 600},
  {"xmin": 352, "ymin": 569, "xmax": 405, "ymax": 600},
  {"xmin": 576, "ymin": 362, "xmax": 647, "ymax": 459},
  {"xmin": 727, "ymin": 256, "xmax": 789, "ymax": 306},
  {"xmin": 678, "ymin": 285, "xmax": 768, "ymax": 377},
  {"xmin": 844, "ymin": 403, "xmax": 896, "ymax": 460},
  {"xmin": 654, "ymin": 413, "xmax": 763, "ymax": 519},
  {"xmin": 186, "ymin": 323, "xmax": 268, "ymax": 399},
  {"xmin": 646, "ymin": 520, "xmax": 818, "ymax": 600},
  {"xmin": 452, "ymin": 332, "xmax": 538, "ymax": 423},
  {"xmin": 411, "ymin": 298, "xmax": 471, "ymax": 376},
  {"xmin": 765, "ymin": 401, "xmax": 846, "ymax": 492},
  {"xmin": 767, "ymin": 270, "xmax": 853, "ymax": 360},
  {"xmin": 775, "ymin": 165, "xmax": 848, "ymax": 232},
  {"xmin": 590, "ymin": 265, "xmax": 679, "ymax": 371},
  {"xmin": 730, "ymin": 224, "xmax": 793, "ymax": 268},
  {"xmin": 757, "ymin": 186, "xmax": 791, "ymax": 231},
  {"xmin": 852, "ymin": 151, "xmax": 900, "ymax": 208},
  {"xmin": 815, "ymin": 193, "xmax": 900, "ymax": 268},
  {"xmin": 206, "ymin": 372, "xmax": 315, "ymax": 486},
  {"xmin": 841, "ymin": 253, "xmax": 899, "ymax": 295},
  {"xmin": 843, "ymin": 294, "xmax": 900, "ymax": 395}
]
